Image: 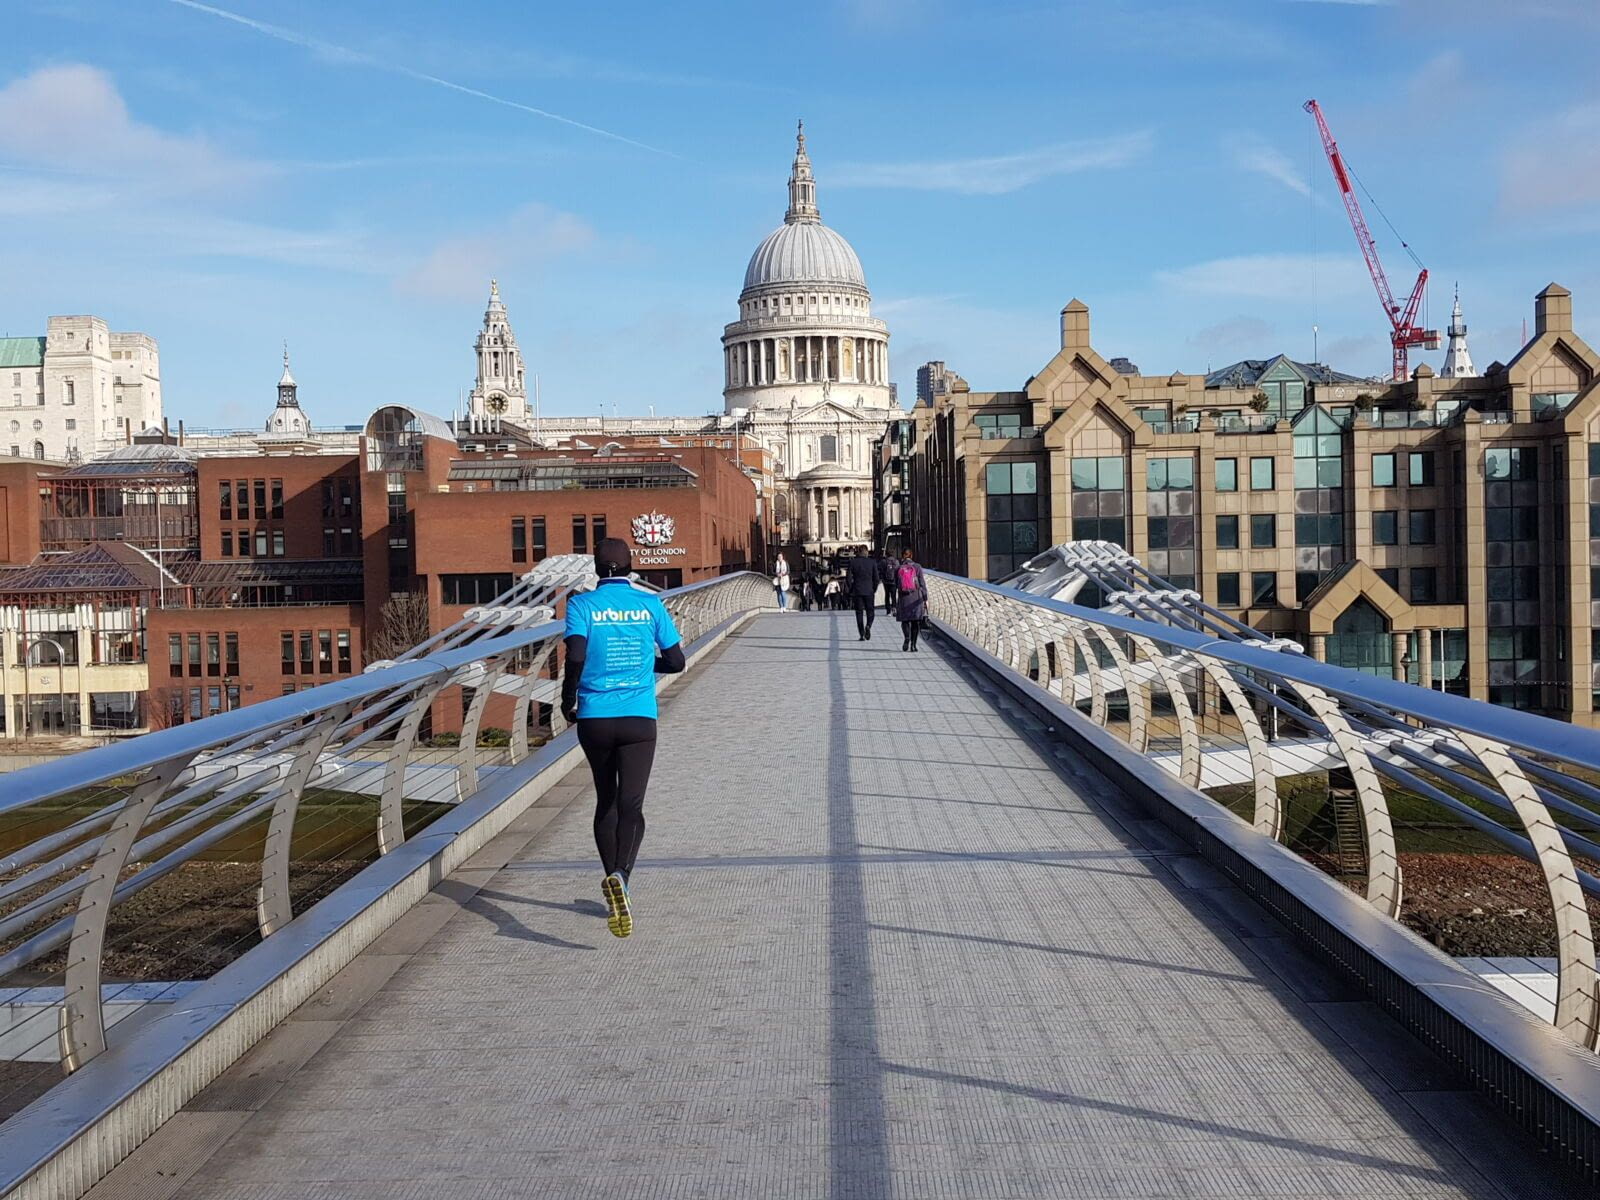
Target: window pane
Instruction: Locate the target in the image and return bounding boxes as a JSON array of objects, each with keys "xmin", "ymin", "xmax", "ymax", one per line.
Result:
[
  {"xmin": 1409, "ymin": 510, "xmax": 1435, "ymax": 545},
  {"xmin": 1070, "ymin": 459, "xmax": 1096, "ymax": 490},
  {"xmin": 1373, "ymin": 511, "xmax": 1397, "ymax": 545},
  {"xmin": 1216, "ymin": 572, "xmax": 1240, "ymax": 607},
  {"xmin": 1372, "ymin": 454, "xmax": 1395, "ymax": 487},
  {"xmin": 1408, "ymin": 452, "xmax": 1433, "ymax": 486},
  {"xmin": 1215, "ymin": 515, "xmax": 1238, "ymax": 549},
  {"xmin": 1250, "ymin": 514, "xmax": 1276, "ymax": 548},
  {"xmin": 1012, "ymin": 462, "xmax": 1037, "ymax": 494},
  {"xmin": 1249, "ymin": 458, "xmax": 1274, "ymax": 489},
  {"xmin": 1098, "ymin": 457, "xmax": 1124, "ymax": 490},
  {"xmin": 1251, "ymin": 572, "xmax": 1278, "ymax": 606},
  {"xmin": 986, "ymin": 463, "xmax": 1012, "ymax": 495},
  {"xmin": 1215, "ymin": 458, "xmax": 1238, "ymax": 491}
]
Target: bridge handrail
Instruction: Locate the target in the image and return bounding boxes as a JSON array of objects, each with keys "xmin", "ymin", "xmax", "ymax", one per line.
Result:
[
  {"xmin": 926, "ymin": 569, "xmax": 1600, "ymax": 1055},
  {"xmin": 0, "ymin": 566, "xmax": 774, "ymax": 1083}
]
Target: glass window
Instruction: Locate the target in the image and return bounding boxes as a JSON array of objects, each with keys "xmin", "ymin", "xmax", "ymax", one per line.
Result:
[
  {"xmin": 1216, "ymin": 572, "xmax": 1240, "ymax": 607},
  {"xmin": 187, "ymin": 633, "xmax": 201, "ymax": 677},
  {"xmin": 572, "ymin": 515, "xmax": 588, "ymax": 554},
  {"xmin": 220, "ymin": 530, "xmax": 233, "ymax": 557},
  {"xmin": 440, "ymin": 574, "xmax": 516, "ymax": 605},
  {"xmin": 1250, "ymin": 514, "xmax": 1276, "ymax": 548},
  {"xmin": 235, "ymin": 480, "xmax": 249, "ymax": 519},
  {"xmin": 255, "ymin": 529, "xmax": 268, "ymax": 556},
  {"xmin": 531, "ymin": 517, "xmax": 547, "ymax": 562},
  {"xmin": 225, "ymin": 633, "xmax": 239, "ymax": 675},
  {"xmin": 1485, "ymin": 446, "xmax": 1537, "ymax": 481},
  {"xmin": 318, "ymin": 630, "xmax": 333, "ymax": 674},
  {"xmin": 253, "ymin": 479, "xmax": 266, "ymax": 516},
  {"xmin": 281, "ymin": 632, "xmax": 294, "ymax": 675},
  {"xmin": 1410, "ymin": 566, "xmax": 1438, "ymax": 604},
  {"xmin": 207, "ymin": 686, "xmax": 221, "ymax": 715},
  {"xmin": 1376, "ymin": 567, "xmax": 1400, "ymax": 590},
  {"xmin": 299, "ymin": 631, "xmax": 314, "ymax": 674},
  {"xmin": 512, "ymin": 516, "xmax": 527, "ymax": 563},
  {"xmin": 1372, "ymin": 454, "xmax": 1395, "ymax": 487},
  {"xmin": 1408, "ymin": 509, "xmax": 1436, "ymax": 545},
  {"xmin": 270, "ymin": 479, "xmax": 284, "ymax": 519},
  {"xmin": 986, "ymin": 461, "xmax": 1041, "ymax": 579},
  {"xmin": 219, "ymin": 480, "xmax": 231, "ymax": 520},
  {"xmin": 1251, "ymin": 571, "xmax": 1278, "ymax": 607},
  {"xmin": 1408, "ymin": 452, "xmax": 1434, "ymax": 486},
  {"xmin": 1215, "ymin": 458, "xmax": 1237, "ymax": 492},
  {"xmin": 272, "ymin": 529, "xmax": 285, "ymax": 557},
  {"xmin": 1148, "ymin": 457, "xmax": 1194, "ymax": 491},
  {"xmin": 1215, "ymin": 514, "xmax": 1239, "ymax": 549},
  {"xmin": 337, "ymin": 631, "xmax": 352, "ymax": 673},
  {"xmin": 168, "ymin": 633, "xmax": 182, "ymax": 678},
  {"xmin": 1372, "ymin": 510, "xmax": 1398, "ymax": 545},
  {"xmin": 1249, "ymin": 457, "xmax": 1274, "ymax": 490},
  {"xmin": 206, "ymin": 633, "xmax": 221, "ymax": 676}
]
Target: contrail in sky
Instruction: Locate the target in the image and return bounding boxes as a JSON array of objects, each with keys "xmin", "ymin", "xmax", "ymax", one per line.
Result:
[{"xmin": 167, "ymin": 0, "xmax": 677, "ymax": 158}]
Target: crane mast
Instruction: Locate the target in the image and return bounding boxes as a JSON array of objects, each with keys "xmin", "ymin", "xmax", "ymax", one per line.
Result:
[{"xmin": 1304, "ymin": 99, "xmax": 1439, "ymax": 380}]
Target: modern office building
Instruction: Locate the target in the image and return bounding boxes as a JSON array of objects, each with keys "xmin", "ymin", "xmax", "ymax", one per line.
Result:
[{"xmin": 898, "ymin": 284, "xmax": 1600, "ymax": 721}]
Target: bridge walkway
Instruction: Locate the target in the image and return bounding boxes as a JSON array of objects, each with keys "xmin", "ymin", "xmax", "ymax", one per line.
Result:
[{"xmin": 86, "ymin": 612, "xmax": 1575, "ymax": 1199}]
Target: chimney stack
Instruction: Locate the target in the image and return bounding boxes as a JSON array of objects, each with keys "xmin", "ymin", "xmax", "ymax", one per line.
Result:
[
  {"xmin": 1535, "ymin": 283, "xmax": 1572, "ymax": 337},
  {"xmin": 1060, "ymin": 299, "xmax": 1090, "ymax": 351}
]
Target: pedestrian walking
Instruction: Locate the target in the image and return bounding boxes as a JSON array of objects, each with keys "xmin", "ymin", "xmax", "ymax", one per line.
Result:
[
  {"xmin": 895, "ymin": 548, "xmax": 928, "ymax": 653},
  {"xmin": 878, "ymin": 547, "xmax": 899, "ymax": 615},
  {"xmin": 773, "ymin": 553, "xmax": 791, "ymax": 611},
  {"xmin": 561, "ymin": 538, "xmax": 685, "ymax": 938},
  {"xmin": 847, "ymin": 545, "xmax": 879, "ymax": 641},
  {"xmin": 824, "ymin": 575, "xmax": 841, "ymax": 609}
]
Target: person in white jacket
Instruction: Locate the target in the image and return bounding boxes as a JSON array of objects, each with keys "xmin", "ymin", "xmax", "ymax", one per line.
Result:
[{"xmin": 774, "ymin": 553, "xmax": 791, "ymax": 611}]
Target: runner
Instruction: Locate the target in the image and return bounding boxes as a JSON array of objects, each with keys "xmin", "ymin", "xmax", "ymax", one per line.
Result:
[{"xmin": 560, "ymin": 538, "xmax": 685, "ymax": 938}]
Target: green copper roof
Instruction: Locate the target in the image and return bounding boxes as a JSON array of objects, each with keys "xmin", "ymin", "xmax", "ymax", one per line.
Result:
[{"xmin": 0, "ymin": 337, "xmax": 45, "ymax": 369}]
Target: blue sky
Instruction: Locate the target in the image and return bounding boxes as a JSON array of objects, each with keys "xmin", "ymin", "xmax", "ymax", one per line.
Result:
[{"xmin": 3, "ymin": 0, "xmax": 1597, "ymax": 428}]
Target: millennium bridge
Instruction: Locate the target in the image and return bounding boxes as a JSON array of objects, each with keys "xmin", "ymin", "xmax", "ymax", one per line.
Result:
[{"xmin": 0, "ymin": 548, "xmax": 1596, "ymax": 1198}]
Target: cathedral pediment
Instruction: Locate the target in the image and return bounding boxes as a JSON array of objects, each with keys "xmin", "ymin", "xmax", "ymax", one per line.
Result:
[{"xmin": 779, "ymin": 399, "xmax": 887, "ymax": 424}]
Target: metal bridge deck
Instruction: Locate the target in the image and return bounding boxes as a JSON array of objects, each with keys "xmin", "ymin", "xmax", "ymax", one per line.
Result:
[{"xmin": 88, "ymin": 613, "xmax": 1572, "ymax": 1199}]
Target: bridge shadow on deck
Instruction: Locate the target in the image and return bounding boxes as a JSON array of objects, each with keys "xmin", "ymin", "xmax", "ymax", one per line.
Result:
[{"xmin": 86, "ymin": 612, "xmax": 1585, "ymax": 1200}]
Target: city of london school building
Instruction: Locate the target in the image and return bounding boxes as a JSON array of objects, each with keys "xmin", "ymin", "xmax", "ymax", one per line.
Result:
[{"xmin": 882, "ymin": 283, "xmax": 1600, "ymax": 723}]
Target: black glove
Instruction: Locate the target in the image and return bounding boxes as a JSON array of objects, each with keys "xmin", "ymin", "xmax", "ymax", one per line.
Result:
[{"xmin": 560, "ymin": 703, "xmax": 577, "ymax": 725}]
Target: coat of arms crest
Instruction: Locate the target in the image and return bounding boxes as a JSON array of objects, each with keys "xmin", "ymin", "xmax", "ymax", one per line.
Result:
[{"xmin": 631, "ymin": 511, "xmax": 676, "ymax": 547}]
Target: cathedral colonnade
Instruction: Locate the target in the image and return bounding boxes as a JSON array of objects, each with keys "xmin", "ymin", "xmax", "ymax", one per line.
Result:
[
  {"xmin": 794, "ymin": 484, "xmax": 872, "ymax": 545},
  {"xmin": 725, "ymin": 335, "xmax": 887, "ymax": 389}
]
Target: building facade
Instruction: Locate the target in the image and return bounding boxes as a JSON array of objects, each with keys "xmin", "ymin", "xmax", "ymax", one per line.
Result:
[
  {"xmin": 0, "ymin": 408, "xmax": 760, "ymax": 739},
  {"xmin": 0, "ymin": 316, "xmax": 162, "ymax": 463},
  {"xmin": 901, "ymin": 284, "xmax": 1600, "ymax": 721}
]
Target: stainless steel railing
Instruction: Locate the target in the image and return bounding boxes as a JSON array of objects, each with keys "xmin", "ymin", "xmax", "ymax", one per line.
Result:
[
  {"xmin": 928, "ymin": 569, "xmax": 1600, "ymax": 1052},
  {"xmin": 0, "ymin": 562, "xmax": 772, "ymax": 1090}
]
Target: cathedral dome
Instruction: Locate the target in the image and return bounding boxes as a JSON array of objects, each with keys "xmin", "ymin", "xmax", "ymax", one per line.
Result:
[{"xmin": 743, "ymin": 222, "xmax": 865, "ymax": 294}]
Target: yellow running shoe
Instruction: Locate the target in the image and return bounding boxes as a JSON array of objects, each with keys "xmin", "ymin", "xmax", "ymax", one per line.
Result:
[{"xmin": 602, "ymin": 872, "xmax": 633, "ymax": 938}]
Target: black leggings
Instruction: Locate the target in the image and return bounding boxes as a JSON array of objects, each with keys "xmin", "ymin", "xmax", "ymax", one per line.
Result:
[
  {"xmin": 901, "ymin": 619, "xmax": 921, "ymax": 650},
  {"xmin": 576, "ymin": 717, "xmax": 658, "ymax": 879},
  {"xmin": 852, "ymin": 594, "xmax": 876, "ymax": 635}
]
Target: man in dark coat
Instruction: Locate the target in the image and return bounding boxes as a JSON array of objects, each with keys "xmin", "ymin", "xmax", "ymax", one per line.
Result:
[{"xmin": 847, "ymin": 546, "xmax": 880, "ymax": 640}]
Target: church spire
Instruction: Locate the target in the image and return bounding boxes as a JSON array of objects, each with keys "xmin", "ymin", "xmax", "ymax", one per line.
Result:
[
  {"xmin": 786, "ymin": 119, "xmax": 820, "ymax": 225},
  {"xmin": 1440, "ymin": 284, "xmax": 1477, "ymax": 379}
]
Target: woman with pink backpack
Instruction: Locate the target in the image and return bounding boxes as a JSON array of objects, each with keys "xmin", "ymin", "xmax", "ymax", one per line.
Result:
[{"xmin": 895, "ymin": 548, "xmax": 928, "ymax": 652}]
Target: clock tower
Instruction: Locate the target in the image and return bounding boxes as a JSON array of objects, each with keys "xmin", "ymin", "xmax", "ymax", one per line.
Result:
[{"xmin": 468, "ymin": 279, "xmax": 528, "ymax": 422}]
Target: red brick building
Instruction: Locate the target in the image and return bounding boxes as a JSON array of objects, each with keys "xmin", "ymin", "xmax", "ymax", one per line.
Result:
[{"xmin": 0, "ymin": 407, "xmax": 761, "ymax": 738}]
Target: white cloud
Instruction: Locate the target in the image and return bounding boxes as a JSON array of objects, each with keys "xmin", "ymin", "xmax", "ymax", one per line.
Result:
[
  {"xmin": 396, "ymin": 204, "xmax": 601, "ymax": 301},
  {"xmin": 1227, "ymin": 135, "xmax": 1311, "ymax": 198},
  {"xmin": 1157, "ymin": 253, "xmax": 1370, "ymax": 300},
  {"xmin": 0, "ymin": 63, "xmax": 256, "ymax": 193},
  {"xmin": 830, "ymin": 133, "xmax": 1153, "ymax": 195}
]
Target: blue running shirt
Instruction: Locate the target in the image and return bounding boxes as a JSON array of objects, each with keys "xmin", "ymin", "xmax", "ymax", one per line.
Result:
[{"xmin": 564, "ymin": 580, "xmax": 683, "ymax": 720}]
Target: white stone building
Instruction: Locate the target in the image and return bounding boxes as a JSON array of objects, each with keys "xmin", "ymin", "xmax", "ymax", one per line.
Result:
[
  {"xmin": 0, "ymin": 316, "xmax": 162, "ymax": 463},
  {"xmin": 467, "ymin": 280, "xmax": 528, "ymax": 424}
]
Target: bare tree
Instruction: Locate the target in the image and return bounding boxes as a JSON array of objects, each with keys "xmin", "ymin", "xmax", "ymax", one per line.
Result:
[{"xmin": 366, "ymin": 592, "xmax": 432, "ymax": 664}]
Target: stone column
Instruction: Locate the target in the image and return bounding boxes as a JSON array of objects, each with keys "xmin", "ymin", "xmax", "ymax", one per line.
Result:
[
  {"xmin": 1391, "ymin": 631, "xmax": 1408, "ymax": 682},
  {"xmin": 1311, "ymin": 634, "xmax": 1327, "ymax": 662},
  {"xmin": 1418, "ymin": 628, "xmax": 1433, "ymax": 690}
]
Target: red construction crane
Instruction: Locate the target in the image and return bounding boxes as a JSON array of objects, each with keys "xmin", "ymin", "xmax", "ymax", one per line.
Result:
[{"xmin": 1304, "ymin": 99, "xmax": 1439, "ymax": 381}]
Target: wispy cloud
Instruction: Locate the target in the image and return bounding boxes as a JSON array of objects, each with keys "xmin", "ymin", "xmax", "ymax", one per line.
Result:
[
  {"xmin": 1226, "ymin": 135, "xmax": 1312, "ymax": 198},
  {"xmin": 1157, "ymin": 253, "xmax": 1369, "ymax": 300},
  {"xmin": 395, "ymin": 203, "xmax": 602, "ymax": 301},
  {"xmin": 830, "ymin": 133, "xmax": 1153, "ymax": 195},
  {"xmin": 166, "ymin": 0, "xmax": 677, "ymax": 158}
]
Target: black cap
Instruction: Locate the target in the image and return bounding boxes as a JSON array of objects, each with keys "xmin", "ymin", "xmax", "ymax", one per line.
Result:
[{"xmin": 594, "ymin": 538, "xmax": 633, "ymax": 578}]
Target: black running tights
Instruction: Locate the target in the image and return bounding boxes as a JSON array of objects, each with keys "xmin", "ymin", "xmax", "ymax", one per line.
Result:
[
  {"xmin": 576, "ymin": 716, "xmax": 658, "ymax": 879},
  {"xmin": 901, "ymin": 619, "xmax": 921, "ymax": 650}
]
